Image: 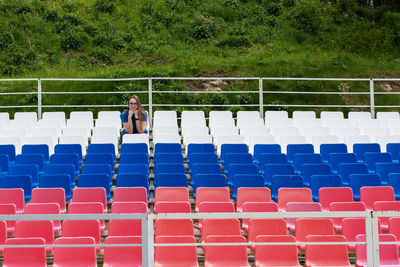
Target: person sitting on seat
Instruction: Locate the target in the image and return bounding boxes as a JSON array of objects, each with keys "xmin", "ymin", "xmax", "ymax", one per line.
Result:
[{"xmin": 120, "ymin": 95, "xmax": 148, "ymax": 137}]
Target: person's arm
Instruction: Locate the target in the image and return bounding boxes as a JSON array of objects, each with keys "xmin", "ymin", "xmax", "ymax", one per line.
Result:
[
  {"xmin": 123, "ymin": 110, "xmax": 134, "ymax": 134},
  {"xmin": 134, "ymin": 111, "xmax": 147, "ymax": 133}
]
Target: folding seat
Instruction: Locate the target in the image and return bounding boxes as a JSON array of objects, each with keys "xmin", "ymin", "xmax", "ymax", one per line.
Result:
[
  {"xmin": 153, "ymin": 134, "xmax": 181, "ymax": 144},
  {"xmin": 320, "ymin": 143, "xmax": 348, "ymax": 162},
  {"xmin": 271, "ymin": 175, "xmax": 303, "ymax": 201},
  {"xmin": 155, "ymin": 187, "xmax": 189, "ymax": 204},
  {"xmin": 348, "ymin": 111, "xmax": 371, "ymax": 121},
  {"xmin": 241, "ymin": 202, "xmax": 278, "ymax": 232},
  {"xmin": 8, "ymin": 164, "xmax": 39, "ymax": 187},
  {"xmin": 286, "ymin": 143, "xmax": 314, "ymax": 163},
  {"xmin": 355, "ymin": 234, "xmax": 400, "ymax": 267},
  {"xmin": 389, "ymin": 173, "xmax": 400, "ymax": 199},
  {"xmin": 81, "ymin": 163, "xmax": 112, "ymax": 186},
  {"xmin": 0, "ymin": 221, "xmax": 6, "ymax": 254},
  {"xmin": 45, "ymin": 163, "xmax": 76, "ymax": 187},
  {"xmin": 155, "ymin": 235, "xmax": 198, "ymax": 267},
  {"xmin": 201, "ymin": 218, "xmax": 242, "ymax": 243},
  {"xmin": 267, "ymin": 118, "xmax": 294, "ymax": 129},
  {"xmin": 293, "ymin": 111, "xmax": 316, "ymax": 120},
  {"xmin": 14, "ymin": 112, "xmax": 37, "ymax": 126},
  {"xmin": 188, "ymin": 153, "xmax": 218, "ymax": 166},
  {"xmin": 227, "ymin": 163, "xmax": 258, "ymax": 187},
  {"xmin": 337, "ymin": 163, "xmax": 368, "ymax": 186},
  {"xmin": 15, "ymin": 154, "xmax": 45, "ymax": 174},
  {"xmin": 387, "ymin": 143, "xmax": 400, "ymax": 162},
  {"xmin": 154, "ymin": 152, "xmax": 184, "ymax": 164},
  {"xmin": 295, "ymin": 218, "xmax": 335, "ymax": 251},
  {"xmin": 15, "ymin": 220, "xmax": 54, "ymax": 253},
  {"xmin": 204, "ymin": 235, "xmax": 249, "ymax": 267},
  {"xmin": 258, "ymin": 153, "xmax": 287, "ymax": 174},
  {"xmin": 210, "ymin": 120, "xmax": 236, "ymax": 135},
  {"xmin": 181, "ymin": 125, "xmax": 208, "ymax": 138},
  {"xmin": 344, "ymin": 136, "xmax": 371, "ymax": 152},
  {"xmin": 360, "ymin": 186, "xmax": 395, "ymax": 210},
  {"xmin": 31, "ymin": 188, "xmax": 66, "ymax": 214},
  {"xmin": 155, "ymin": 218, "xmax": 194, "ymax": 237},
  {"xmin": 113, "ymin": 187, "xmax": 147, "ymax": 204},
  {"xmin": 43, "ymin": 112, "xmax": 66, "ymax": 128},
  {"xmin": 87, "ymin": 143, "xmax": 116, "ymax": 163},
  {"xmin": 28, "ymin": 128, "xmax": 58, "ymax": 145},
  {"xmin": 153, "ymin": 117, "xmax": 178, "ymax": 128},
  {"xmin": 103, "ymin": 236, "xmax": 142, "ymax": 267},
  {"xmin": 286, "ymin": 202, "xmax": 323, "ymax": 232},
  {"xmin": 236, "ymin": 187, "xmax": 271, "ymax": 212},
  {"xmin": 237, "ymin": 118, "xmax": 264, "ymax": 129},
  {"xmin": 154, "ymin": 142, "xmax": 182, "ymax": 154},
  {"xmin": 109, "ymin": 202, "xmax": 148, "ymax": 236},
  {"xmin": 388, "ymin": 217, "xmax": 400, "ymax": 247},
  {"xmin": 319, "ymin": 186, "xmax": 354, "ymax": 211},
  {"xmin": 364, "ymin": 152, "xmax": 393, "ymax": 172},
  {"xmin": 84, "ymin": 153, "xmax": 114, "ymax": 174},
  {"xmin": 247, "ymin": 136, "xmax": 277, "ymax": 154},
  {"xmin": 78, "ymin": 174, "xmax": 110, "ymax": 200},
  {"xmin": 39, "ymin": 174, "xmax": 72, "ymax": 201},
  {"xmin": 255, "ymin": 235, "xmax": 301, "ymax": 267},
  {"xmin": 0, "ymin": 136, "xmax": 23, "ymax": 154},
  {"xmin": 329, "ymin": 202, "xmax": 367, "ymax": 232},
  {"xmin": 195, "ymin": 187, "xmax": 230, "ymax": 212},
  {"xmin": 154, "ymin": 201, "xmax": 191, "ymax": 214},
  {"xmin": 92, "ymin": 126, "xmax": 120, "ymax": 137},
  {"xmin": 220, "ymin": 143, "xmax": 248, "ymax": 164},
  {"xmin": 321, "ymin": 111, "xmax": 344, "ymax": 120},
  {"xmin": 0, "ymin": 188, "xmax": 24, "ymax": 214},
  {"xmin": 25, "ymin": 202, "xmax": 61, "ymax": 234},
  {"xmin": 61, "ymin": 220, "xmax": 101, "ymax": 252},
  {"xmin": 223, "ymin": 153, "xmax": 253, "ymax": 175},
  {"xmin": 310, "ymin": 174, "xmax": 343, "ymax": 201},
  {"xmin": 342, "ymin": 218, "xmax": 382, "ymax": 251},
  {"xmin": 184, "ymin": 136, "xmax": 213, "ymax": 153},
  {"xmin": 122, "ymin": 133, "xmax": 149, "ymax": 146},
  {"xmin": 311, "ymin": 135, "xmax": 339, "ymax": 153},
  {"xmin": 376, "ymin": 163, "xmax": 400, "ymax": 185},
  {"xmin": 239, "ymin": 127, "xmax": 269, "ymax": 138},
  {"xmin": 94, "ymin": 118, "xmax": 121, "ymax": 130},
  {"xmin": 301, "ymin": 163, "xmax": 331, "ymax": 187},
  {"xmin": 154, "ymin": 110, "xmax": 177, "ymax": 119},
  {"xmin": 210, "ymin": 110, "xmax": 233, "ymax": 120},
  {"xmin": 155, "ymin": 173, "xmax": 188, "ymax": 188},
  {"xmin": 116, "ymin": 174, "xmax": 149, "ymax": 194},
  {"xmin": 0, "ymin": 144, "xmax": 16, "ymax": 163},
  {"xmin": 293, "ymin": 153, "xmax": 322, "ymax": 174},
  {"xmin": 328, "ymin": 152, "xmax": 357, "ymax": 172},
  {"xmin": 70, "ymin": 111, "xmax": 94, "ymax": 124},
  {"xmin": 59, "ymin": 135, "xmax": 88, "ymax": 155},
  {"xmin": 3, "ymin": 237, "xmax": 47, "ymax": 266},
  {"xmin": 305, "ymin": 235, "xmax": 352, "ymax": 267},
  {"xmin": 199, "ymin": 201, "xmax": 234, "ymax": 213},
  {"xmin": 71, "ymin": 187, "xmax": 107, "ymax": 213},
  {"xmin": 377, "ymin": 111, "xmax": 400, "ymax": 121},
  {"xmin": 50, "ymin": 153, "xmax": 80, "ymax": 175},
  {"xmin": 22, "ymin": 144, "xmax": 50, "ymax": 164},
  {"xmin": 270, "ymin": 126, "xmax": 300, "ymax": 137},
  {"xmin": 349, "ymin": 174, "xmax": 382, "ymax": 200},
  {"xmin": 54, "ymin": 237, "xmax": 97, "ymax": 266},
  {"xmin": 66, "ymin": 120, "xmax": 92, "ymax": 136},
  {"xmin": 374, "ymin": 201, "xmax": 400, "ymax": 231},
  {"xmin": 0, "ymin": 175, "xmax": 32, "ymax": 201},
  {"xmin": 263, "ymin": 163, "xmax": 295, "ymax": 187},
  {"xmin": 334, "ymin": 127, "xmax": 360, "ymax": 141},
  {"xmin": 253, "ymin": 144, "xmax": 281, "ymax": 163},
  {"xmin": 265, "ymin": 110, "xmax": 289, "ymax": 120},
  {"xmin": 120, "ymin": 143, "xmax": 149, "ymax": 155},
  {"xmin": 303, "ymin": 126, "xmax": 329, "ymax": 139},
  {"xmin": 190, "ymin": 163, "xmax": 222, "ymax": 186},
  {"xmin": 68, "ymin": 202, "xmax": 105, "ymax": 232},
  {"xmin": 118, "ymin": 163, "xmax": 149, "ymax": 175},
  {"xmin": 186, "ymin": 143, "xmax": 215, "ymax": 157},
  {"xmin": 54, "ymin": 144, "xmax": 83, "ymax": 164},
  {"xmin": 232, "ymin": 174, "xmax": 265, "ymax": 200},
  {"xmin": 0, "ymin": 203, "xmax": 16, "ymax": 234},
  {"xmin": 277, "ymin": 187, "xmax": 312, "ymax": 211}
]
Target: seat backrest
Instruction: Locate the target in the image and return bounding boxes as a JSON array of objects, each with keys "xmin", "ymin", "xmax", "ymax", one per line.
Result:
[
  {"xmin": 0, "ymin": 175, "xmax": 32, "ymax": 201},
  {"xmin": 286, "ymin": 144, "xmax": 314, "ymax": 162},
  {"xmin": 77, "ymin": 174, "xmax": 110, "ymax": 199},
  {"xmin": 310, "ymin": 174, "xmax": 343, "ymax": 201},
  {"xmin": 201, "ymin": 219, "xmax": 241, "ymax": 242},
  {"xmin": 328, "ymin": 152, "xmax": 357, "ymax": 172},
  {"xmin": 305, "ymin": 235, "xmax": 350, "ymax": 266},
  {"xmin": 204, "ymin": 235, "xmax": 249, "ymax": 266},
  {"xmin": 39, "ymin": 174, "xmax": 72, "ymax": 200},
  {"xmin": 109, "ymin": 202, "xmax": 148, "ymax": 236},
  {"xmin": 71, "ymin": 187, "xmax": 107, "ymax": 213},
  {"xmin": 329, "ymin": 202, "xmax": 366, "ymax": 231},
  {"xmin": 295, "ymin": 218, "xmax": 335, "ymax": 249},
  {"xmin": 319, "ymin": 143, "xmax": 348, "ymax": 162},
  {"xmin": 286, "ymin": 202, "xmax": 322, "ymax": 231},
  {"xmin": 277, "ymin": 187, "xmax": 312, "ymax": 211},
  {"xmin": 113, "ymin": 187, "xmax": 148, "ymax": 203},
  {"xmin": 155, "ymin": 173, "xmax": 188, "ymax": 188},
  {"xmin": 301, "ymin": 163, "xmax": 332, "ymax": 187},
  {"xmin": 199, "ymin": 201, "xmax": 235, "ymax": 213},
  {"xmin": 15, "ymin": 154, "xmax": 44, "ymax": 172},
  {"xmin": 120, "ymin": 143, "xmax": 149, "ymax": 154},
  {"xmin": 263, "ymin": 164, "xmax": 295, "ymax": 187},
  {"xmin": 356, "ymin": 234, "xmax": 400, "ymax": 266},
  {"xmin": 155, "ymin": 219, "xmax": 194, "ymax": 237},
  {"xmin": 155, "ymin": 235, "xmax": 198, "ymax": 266},
  {"xmin": 349, "ymin": 174, "xmax": 382, "ymax": 200},
  {"xmin": 45, "ymin": 164, "xmax": 76, "ymax": 186},
  {"xmin": 195, "ymin": 187, "xmax": 230, "ymax": 212},
  {"xmin": 236, "ymin": 187, "xmax": 271, "ymax": 212},
  {"xmin": 61, "ymin": 220, "xmax": 101, "ymax": 247},
  {"xmin": 0, "ymin": 188, "xmax": 24, "ymax": 213},
  {"xmin": 0, "ymin": 144, "xmax": 16, "ymax": 162},
  {"xmin": 318, "ymin": 187, "xmax": 354, "ymax": 211},
  {"xmin": 293, "ymin": 153, "xmax": 322, "ymax": 173},
  {"xmin": 360, "ymin": 186, "xmax": 395, "ymax": 210},
  {"xmin": 3, "ymin": 237, "xmax": 46, "ymax": 266},
  {"xmin": 337, "ymin": 163, "xmax": 368, "ymax": 186},
  {"xmin": 353, "ymin": 143, "xmax": 381, "ymax": 161},
  {"xmin": 232, "ymin": 174, "xmax": 264, "ymax": 199},
  {"xmin": 248, "ymin": 219, "xmax": 287, "ymax": 244},
  {"xmin": 104, "ymin": 236, "xmax": 142, "ymax": 267},
  {"xmin": 376, "ymin": 163, "xmax": 400, "ymax": 185},
  {"xmin": 154, "ymin": 201, "xmax": 191, "ymax": 213},
  {"xmin": 22, "ymin": 144, "xmax": 49, "ymax": 162},
  {"xmin": 255, "ymin": 235, "xmax": 300, "ymax": 267},
  {"xmin": 14, "ymin": 220, "xmax": 54, "ymax": 251},
  {"xmin": 50, "ymin": 153, "xmax": 79, "ymax": 172},
  {"xmin": 54, "ymin": 237, "xmax": 97, "ymax": 266},
  {"xmin": 154, "ymin": 187, "xmax": 189, "ymax": 204},
  {"xmin": 271, "ymin": 175, "xmax": 304, "ymax": 201}
]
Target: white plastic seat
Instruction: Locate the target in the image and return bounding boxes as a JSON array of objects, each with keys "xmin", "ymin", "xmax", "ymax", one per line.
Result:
[
  {"xmin": 348, "ymin": 111, "xmax": 371, "ymax": 120},
  {"xmin": 3, "ymin": 128, "xmax": 28, "ymax": 144},
  {"xmin": 356, "ymin": 119, "xmax": 383, "ymax": 130},
  {"xmin": 153, "ymin": 117, "xmax": 178, "ymax": 128},
  {"xmin": 181, "ymin": 126, "xmax": 208, "ymax": 138},
  {"xmin": 237, "ymin": 118, "xmax": 264, "ymax": 129},
  {"xmin": 97, "ymin": 111, "xmax": 121, "ymax": 120},
  {"xmin": 344, "ymin": 135, "xmax": 370, "ymax": 152},
  {"xmin": 152, "ymin": 126, "xmax": 179, "ymax": 136},
  {"xmin": 376, "ymin": 135, "xmax": 400, "ymax": 152},
  {"xmin": 266, "ymin": 118, "xmax": 293, "ymax": 128},
  {"xmin": 42, "ymin": 112, "xmax": 66, "ymax": 128},
  {"xmin": 364, "ymin": 127, "xmax": 390, "ymax": 141},
  {"xmin": 216, "ymin": 135, "xmax": 246, "ymax": 155},
  {"xmin": 279, "ymin": 135, "xmax": 308, "ymax": 153},
  {"xmin": 292, "ymin": 111, "xmax": 316, "ymax": 120},
  {"xmin": 153, "ymin": 134, "xmax": 181, "ymax": 144},
  {"xmin": 184, "ymin": 135, "xmax": 213, "ymax": 155},
  {"xmin": 154, "ymin": 110, "xmax": 177, "ymax": 119},
  {"xmin": 122, "ymin": 133, "xmax": 149, "ymax": 143},
  {"xmin": 247, "ymin": 135, "xmax": 276, "ymax": 154},
  {"xmin": 62, "ymin": 127, "xmax": 90, "ymax": 139},
  {"xmin": 209, "ymin": 111, "xmax": 233, "ymax": 120},
  {"xmin": 95, "ymin": 119, "xmax": 121, "ymax": 130},
  {"xmin": 376, "ymin": 111, "xmax": 400, "ymax": 121},
  {"xmin": 8, "ymin": 120, "xmax": 34, "ymax": 130},
  {"xmin": 181, "ymin": 110, "xmax": 205, "ymax": 120},
  {"xmin": 37, "ymin": 120, "xmax": 62, "ymax": 136},
  {"xmin": 237, "ymin": 111, "xmax": 260, "ymax": 121},
  {"xmin": 212, "ymin": 126, "xmax": 239, "ymax": 137},
  {"xmin": 0, "ymin": 137, "xmax": 23, "ymax": 154},
  {"xmin": 385, "ymin": 120, "xmax": 400, "ymax": 134},
  {"xmin": 270, "ymin": 127, "xmax": 300, "ymax": 137},
  {"xmin": 181, "ymin": 119, "xmax": 207, "ymax": 128},
  {"xmin": 92, "ymin": 127, "xmax": 119, "ymax": 137},
  {"xmin": 0, "ymin": 112, "xmax": 10, "ymax": 123},
  {"xmin": 265, "ymin": 110, "xmax": 288, "ymax": 120},
  {"xmin": 59, "ymin": 136, "xmax": 88, "ymax": 155},
  {"xmin": 14, "ymin": 112, "xmax": 37, "ymax": 127},
  {"xmin": 240, "ymin": 127, "xmax": 269, "ymax": 137},
  {"xmin": 90, "ymin": 135, "xmax": 119, "ymax": 154},
  {"xmin": 66, "ymin": 121, "xmax": 91, "ymax": 137},
  {"xmin": 27, "ymin": 136, "xmax": 55, "ymax": 154},
  {"xmin": 334, "ymin": 127, "xmax": 360, "ymax": 142},
  {"xmin": 69, "ymin": 111, "xmax": 94, "ymax": 129},
  {"xmin": 303, "ymin": 127, "xmax": 330, "ymax": 140},
  {"xmin": 295, "ymin": 119, "xmax": 322, "ymax": 129},
  {"xmin": 30, "ymin": 128, "xmax": 58, "ymax": 144},
  {"xmin": 209, "ymin": 118, "xmax": 235, "ymax": 133},
  {"xmin": 320, "ymin": 111, "xmax": 344, "ymax": 120},
  {"xmin": 312, "ymin": 135, "xmax": 339, "ymax": 153},
  {"xmin": 324, "ymin": 119, "xmax": 352, "ymax": 132}
]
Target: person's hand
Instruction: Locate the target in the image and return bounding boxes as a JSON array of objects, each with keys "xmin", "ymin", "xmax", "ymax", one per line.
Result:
[
  {"xmin": 128, "ymin": 110, "xmax": 134, "ymax": 118},
  {"xmin": 133, "ymin": 110, "xmax": 139, "ymax": 119}
]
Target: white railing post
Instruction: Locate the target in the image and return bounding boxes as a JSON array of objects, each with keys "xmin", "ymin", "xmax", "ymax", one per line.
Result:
[
  {"xmin": 37, "ymin": 78, "xmax": 42, "ymax": 119},
  {"xmin": 141, "ymin": 215, "xmax": 149, "ymax": 267},
  {"xmin": 148, "ymin": 78, "xmax": 153, "ymax": 127},
  {"xmin": 370, "ymin": 79, "xmax": 375, "ymax": 118},
  {"xmin": 366, "ymin": 211, "xmax": 380, "ymax": 266},
  {"xmin": 259, "ymin": 78, "xmax": 263, "ymax": 118},
  {"xmin": 147, "ymin": 214, "xmax": 154, "ymax": 267}
]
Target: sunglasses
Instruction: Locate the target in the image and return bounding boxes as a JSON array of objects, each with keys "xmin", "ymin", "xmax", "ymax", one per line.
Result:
[{"xmin": 129, "ymin": 102, "xmax": 138, "ymax": 105}]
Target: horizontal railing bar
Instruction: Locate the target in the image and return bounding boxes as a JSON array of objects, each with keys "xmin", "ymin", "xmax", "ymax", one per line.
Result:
[
  {"xmin": 41, "ymin": 91, "xmax": 148, "ymax": 95},
  {"xmin": 154, "ymin": 241, "xmax": 367, "ymax": 247},
  {"xmin": 373, "ymin": 78, "xmax": 400, "ymax": 81},
  {"xmin": 262, "ymin": 77, "xmax": 370, "ymax": 81},
  {"xmin": 152, "ymin": 91, "xmax": 259, "ymax": 94},
  {"xmin": 374, "ymin": 105, "xmax": 400, "ymax": 108},
  {"xmin": 374, "ymin": 92, "xmax": 400, "ymax": 95},
  {"xmin": 41, "ymin": 78, "xmax": 149, "ymax": 81},
  {"xmin": 0, "ymin": 213, "xmax": 147, "ymax": 220},
  {"xmin": 42, "ymin": 104, "xmax": 148, "ymax": 108},
  {"xmin": 0, "ymin": 244, "xmax": 143, "ymax": 248},
  {"xmin": 0, "ymin": 92, "xmax": 37, "ymax": 95},
  {"xmin": 263, "ymin": 91, "xmax": 370, "ymax": 95},
  {"xmin": 263, "ymin": 104, "xmax": 370, "ymax": 108},
  {"xmin": 153, "ymin": 104, "xmax": 259, "ymax": 107},
  {"xmin": 0, "ymin": 78, "xmax": 38, "ymax": 82},
  {"xmin": 152, "ymin": 77, "xmax": 259, "ymax": 80},
  {"xmin": 0, "ymin": 105, "xmax": 38, "ymax": 109}
]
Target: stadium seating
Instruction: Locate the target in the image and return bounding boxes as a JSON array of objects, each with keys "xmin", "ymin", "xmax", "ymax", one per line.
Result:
[
  {"xmin": 53, "ymin": 237, "xmax": 97, "ymax": 266},
  {"xmin": 204, "ymin": 235, "xmax": 249, "ymax": 267},
  {"xmin": 3, "ymin": 237, "xmax": 47, "ymax": 266},
  {"xmin": 103, "ymin": 236, "xmax": 142, "ymax": 267},
  {"xmin": 255, "ymin": 235, "xmax": 301, "ymax": 267},
  {"xmin": 356, "ymin": 234, "xmax": 400, "ymax": 267}
]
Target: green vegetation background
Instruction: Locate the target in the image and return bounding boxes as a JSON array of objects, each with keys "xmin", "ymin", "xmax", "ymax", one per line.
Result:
[{"xmin": 0, "ymin": 0, "xmax": 400, "ymax": 116}]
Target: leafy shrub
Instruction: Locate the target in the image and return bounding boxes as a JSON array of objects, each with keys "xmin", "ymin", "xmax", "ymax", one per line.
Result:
[
  {"xmin": 43, "ymin": 9, "xmax": 59, "ymax": 22},
  {"xmin": 89, "ymin": 48, "xmax": 113, "ymax": 65},
  {"xmin": 0, "ymin": 31, "xmax": 14, "ymax": 50},
  {"xmin": 192, "ymin": 15, "xmax": 219, "ymax": 40},
  {"xmin": 60, "ymin": 28, "xmax": 88, "ymax": 51},
  {"xmin": 286, "ymin": 0, "xmax": 323, "ymax": 34},
  {"xmin": 95, "ymin": 0, "xmax": 115, "ymax": 14},
  {"xmin": 217, "ymin": 35, "xmax": 251, "ymax": 47}
]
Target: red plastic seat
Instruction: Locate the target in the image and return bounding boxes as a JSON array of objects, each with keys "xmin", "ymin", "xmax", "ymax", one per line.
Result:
[
  {"xmin": 61, "ymin": 220, "xmax": 101, "ymax": 252},
  {"xmin": 329, "ymin": 202, "xmax": 366, "ymax": 232},
  {"xmin": 277, "ymin": 187, "xmax": 313, "ymax": 211},
  {"xmin": 25, "ymin": 203, "xmax": 61, "ymax": 234},
  {"xmin": 356, "ymin": 234, "xmax": 400, "ymax": 267},
  {"xmin": 286, "ymin": 202, "xmax": 322, "ymax": 232},
  {"xmin": 236, "ymin": 187, "xmax": 271, "ymax": 212},
  {"xmin": 71, "ymin": 187, "xmax": 107, "ymax": 213},
  {"xmin": 295, "ymin": 218, "xmax": 335, "ymax": 251},
  {"xmin": 248, "ymin": 219, "xmax": 287, "ymax": 251},
  {"xmin": 305, "ymin": 235, "xmax": 352, "ymax": 267},
  {"xmin": 342, "ymin": 218, "xmax": 382, "ymax": 251},
  {"xmin": 31, "ymin": 188, "xmax": 66, "ymax": 213},
  {"xmin": 54, "ymin": 237, "xmax": 97, "ymax": 267},
  {"xmin": 198, "ymin": 201, "xmax": 235, "ymax": 231},
  {"xmin": 154, "ymin": 187, "xmax": 189, "ymax": 205},
  {"xmin": 241, "ymin": 202, "xmax": 278, "ymax": 232},
  {"xmin": 3, "ymin": 237, "xmax": 47, "ymax": 267},
  {"xmin": 195, "ymin": 187, "xmax": 230, "ymax": 212},
  {"xmin": 373, "ymin": 201, "xmax": 400, "ymax": 231},
  {"xmin": 113, "ymin": 187, "xmax": 148, "ymax": 204},
  {"xmin": 0, "ymin": 188, "xmax": 25, "ymax": 214},
  {"xmin": 388, "ymin": 217, "xmax": 400, "ymax": 248},
  {"xmin": 155, "ymin": 219, "xmax": 194, "ymax": 237},
  {"xmin": 68, "ymin": 202, "xmax": 105, "ymax": 232},
  {"xmin": 104, "ymin": 236, "xmax": 142, "ymax": 267},
  {"xmin": 14, "ymin": 220, "xmax": 54, "ymax": 254},
  {"xmin": 201, "ymin": 219, "xmax": 241, "ymax": 243},
  {"xmin": 255, "ymin": 235, "xmax": 301, "ymax": 267},
  {"xmin": 318, "ymin": 187, "xmax": 353, "ymax": 211},
  {"xmin": 109, "ymin": 201, "xmax": 148, "ymax": 236},
  {"xmin": 204, "ymin": 235, "xmax": 249, "ymax": 267},
  {"xmin": 155, "ymin": 235, "xmax": 199, "ymax": 267},
  {"xmin": 0, "ymin": 221, "xmax": 6, "ymax": 254},
  {"xmin": 360, "ymin": 186, "xmax": 395, "ymax": 210},
  {"xmin": 154, "ymin": 201, "xmax": 191, "ymax": 213},
  {"xmin": 0, "ymin": 203, "xmax": 16, "ymax": 234}
]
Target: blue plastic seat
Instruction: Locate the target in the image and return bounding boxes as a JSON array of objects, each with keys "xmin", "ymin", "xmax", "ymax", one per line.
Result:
[
  {"xmin": 263, "ymin": 164, "xmax": 295, "ymax": 187},
  {"xmin": 118, "ymin": 164, "xmax": 149, "ymax": 175},
  {"xmin": 0, "ymin": 154, "xmax": 8, "ymax": 175},
  {"xmin": 0, "ymin": 175, "xmax": 32, "ymax": 201},
  {"xmin": 301, "ymin": 163, "xmax": 331, "ymax": 187},
  {"xmin": 187, "ymin": 143, "xmax": 215, "ymax": 159},
  {"xmin": 376, "ymin": 163, "xmax": 400, "ymax": 186},
  {"xmin": 154, "ymin": 153, "xmax": 184, "ymax": 164},
  {"xmin": 39, "ymin": 174, "xmax": 72, "ymax": 201},
  {"xmin": 190, "ymin": 163, "xmax": 222, "ymax": 187},
  {"xmin": 232, "ymin": 174, "xmax": 265, "ymax": 200},
  {"xmin": 88, "ymin": 143, "xmax": 116, "ymax": 164},
  {"xmin": 15, "ymin": 154, "xmax": 45, "ymax": 174},
  {"xmin": 154, "ymin": 173, "xmax": 188, "ymax": 188},
  {"xmin": 78, "ymin": 174, "xmax": 111, "ymax": 200},
  {"xmin": 120, "ymin": 143, "xmax": 148, "ymax": 155},
  {"xmin": 253, "ymin": 144, "xmax": 281, "ymax": 164},
  {"xmin": 188, "ymin": 153, "xmax": 218, "ymax": 167},
  {"xmin": 220, "ymin": 144, "xmax": 248, "ymax": 164},
  {"xmin": 271, "ymin": 175, "xmax": 303, "ymax": 201},
  {"xmin": 349, "ymin": 173, "xmax": 381, "ymax": 200},
  {"xmin": 8, "ymin": 164, "xmax": 39, "ymax": 188},
  {"xmin": 54, "ymin": 144, "xmax": 83, "ymax": 165},
  {"xmin": 286, "ymin": 144, "xmax": 314, "ymax": 163},
  {"xmin": 193, "ymin": 174, "xmax": 226, "ymax": 197},
  {"xmin": 45, "ymin": 164, "xmax": 76, "ymax": 187},
  {"xmin": 154, "ymin": 163, "xmax": 185, "ymax": 175},
  {"xmin": 0, "ymin": 145, "xmax": 16, "ymax": 163},
  {"xmin": 364, "ymin": 152, "xmax": 392, "ymax": 172},
  {"xmin": 310, "ymin": 174, "xmax": 343, "ymax": 201},
  {"xmin": 328, "ymin": 153, "xmax": 357, "ymax": 173},
  {"xmin": 119, "ymin": 153, "xmax": 149, "ymax": 166},
  {"xmin": 337, "ymin": 163, "xmax": 368, "ymax": 186},
  {"xmin": 293, "ymin": 153, "xmax": 322, "ymax": 174},
  {"xmin": 154, "ymin": 143, "xmax": 181, "ymax": 155},
  {"xmin": 387, "ymin": 143, "xmax": 400, "ymax": 162},
  {"xmin": 388, "ymin": 173, "xmax": 400, "ymax": 199},
  {"xmin": 50, "ymin": 153, "xmax": 80, "ymax": 175},
  {"xmin": 227, "ymin": 163, "xmax": 258, "ymax": 187},
  {"xmin": 258, "ymin": 153, "xmax": 288, "ymax": 174},
  {"xmin": 223, "ymin": 153, "xmax": 253, "ymax": 175},
  {"xmin": 81, "ymin": 164, "xmax": 113, "ymax": 187},
  {"xmin": 115, "ymin": 173, "xmax": 149, "ymax": 196},
  {"xmin": 84, "ymin": 153, "xmax": 114, "ymax": 174},
  {"xmin": 22, "ymin": 144, "xmax": 49, "ymax": 164},
  {"xmin": 320, "ymin": 143, "xmax": 347, "ymax": 162},
  {"xmin": 353, "ymin": 143, "xmax": 381, "ymax": 162}
]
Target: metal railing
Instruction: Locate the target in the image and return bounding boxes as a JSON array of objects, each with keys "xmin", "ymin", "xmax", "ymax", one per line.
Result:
[{"xmin": 0, "ymin": 210, "xmax": 397, "ymax": 266}]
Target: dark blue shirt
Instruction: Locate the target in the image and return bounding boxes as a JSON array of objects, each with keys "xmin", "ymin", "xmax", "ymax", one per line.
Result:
[{"xmin": 120, "ymin": 111, "xmax": 148, "ymax": 136}]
